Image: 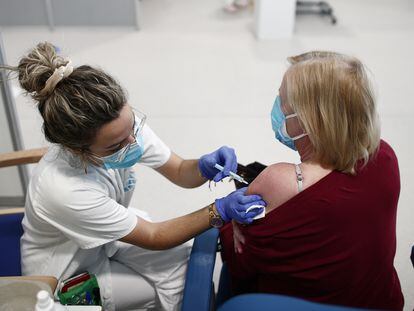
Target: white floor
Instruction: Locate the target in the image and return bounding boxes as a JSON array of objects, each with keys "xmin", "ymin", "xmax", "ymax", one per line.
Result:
[{"xmin": 2, "ymin": 0, "xmax": 413, "ymax": 309}]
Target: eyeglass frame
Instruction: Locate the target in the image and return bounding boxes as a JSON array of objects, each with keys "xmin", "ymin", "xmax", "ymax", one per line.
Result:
[{"xmin": 114, "ymin": 108, "xmax": 147, "ymax": 163}]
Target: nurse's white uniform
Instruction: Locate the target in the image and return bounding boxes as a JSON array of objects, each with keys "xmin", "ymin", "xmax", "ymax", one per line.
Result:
[{"xmin": 20, "ymin": 124, "xmax": 191, "ymax": 311}]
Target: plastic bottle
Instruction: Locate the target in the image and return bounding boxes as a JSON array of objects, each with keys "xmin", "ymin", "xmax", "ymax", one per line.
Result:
[{"xmin": 35, "ymin": 290, "xmax": 66, "ymax": 311}]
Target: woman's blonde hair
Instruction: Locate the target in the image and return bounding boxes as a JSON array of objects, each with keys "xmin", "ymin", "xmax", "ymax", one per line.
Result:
[
  {"xmin": 1, "ymin": 42, "xmax": 126, "ymax": 167},
  {"xmin": 286, "ymin": 51, "xmax": 380, "ymax": 174}
]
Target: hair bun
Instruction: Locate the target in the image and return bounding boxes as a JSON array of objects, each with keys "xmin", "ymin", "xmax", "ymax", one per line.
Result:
[{"xmin": 17, "ymin": 42, "xmax": 68, "ymax": 99}]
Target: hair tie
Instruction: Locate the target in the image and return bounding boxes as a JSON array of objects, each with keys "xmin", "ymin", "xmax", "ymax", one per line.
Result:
[{"xmin": 39, "ymin": 60, "xmax": 73, "ymax": 96}]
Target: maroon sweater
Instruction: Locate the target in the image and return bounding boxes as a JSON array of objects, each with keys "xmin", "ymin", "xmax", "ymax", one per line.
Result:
[{"xmin": 220, "ymin": 140, "xmax": 404, "ymax": 310}]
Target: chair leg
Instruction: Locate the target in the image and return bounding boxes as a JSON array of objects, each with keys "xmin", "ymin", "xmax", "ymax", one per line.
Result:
[{"xmin": 296, "ymin": 1, "xmax": 337, "ymax": 24}]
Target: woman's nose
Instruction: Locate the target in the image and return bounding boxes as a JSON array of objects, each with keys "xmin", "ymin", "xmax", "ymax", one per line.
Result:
[{"xmin": 126, "ymin": 135, "xmax": 136, "ymax": 144}]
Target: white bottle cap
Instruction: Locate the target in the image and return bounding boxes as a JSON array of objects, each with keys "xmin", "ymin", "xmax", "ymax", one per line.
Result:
[{"xmin": 36, "ymin": 290, "xmax": 54, "ymax": 311}]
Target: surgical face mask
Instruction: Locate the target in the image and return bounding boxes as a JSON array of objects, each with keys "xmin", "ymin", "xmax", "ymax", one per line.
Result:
[
  {"xmin": 100, "ymin": 110, "xmax": 146, "ymax": 170},
  {"xmin": 270, "ymin": 95, "xmax": 307, "ymax": 151},
  {"xmin": 101, "ymin": 136, "xmax": 144, "ymax": 170}
]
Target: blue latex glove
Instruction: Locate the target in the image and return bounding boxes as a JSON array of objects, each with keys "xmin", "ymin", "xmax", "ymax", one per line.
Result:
[
  {"xmin": 198, "ymin": 146, "xmax": 238, "ymax": 182},
  {"xmin": 215, "ymin": 187, "xmax": 266, "ymax": 224}
]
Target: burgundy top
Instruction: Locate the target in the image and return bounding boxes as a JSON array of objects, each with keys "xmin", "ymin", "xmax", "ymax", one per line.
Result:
[{"xmin": 220, "ymin": 140, "xmax": 404, "ymax": 310}]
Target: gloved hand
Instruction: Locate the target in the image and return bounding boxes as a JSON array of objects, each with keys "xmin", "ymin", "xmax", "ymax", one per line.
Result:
[
  {"xmin": 215, "ymin": 187, "xmax": 266, "ymax": 224},
  {"xmin": 198, "ymin": 146, "xmax": 238, "ymax": 182}
]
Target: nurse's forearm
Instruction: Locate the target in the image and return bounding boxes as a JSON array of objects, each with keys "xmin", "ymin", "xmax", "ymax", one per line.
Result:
[
  {"xmin": 120, "ymin": 205, "xmax": 212, "ymax": 250},
  {"xmin": 156, "ymin": 153, "xmax": 206, "ymax": 188},
  {"xmin": 176, "ymin": 159, "xmax": 207, "ymax": 188}
]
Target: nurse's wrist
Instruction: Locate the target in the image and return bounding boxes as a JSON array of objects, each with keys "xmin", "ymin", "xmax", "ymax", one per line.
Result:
[{"xmin": 208, "ymin": 202, "xmax": 225, "ymax": 228}]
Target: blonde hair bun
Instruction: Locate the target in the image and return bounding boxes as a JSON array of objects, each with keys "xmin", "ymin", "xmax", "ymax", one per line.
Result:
[
  {"xmin": 1, "ymin": 41, "xmax": 127, "ymax": 169},
  {"xmin": 17, "ymin": 42, "xmax": 69, "ymax": 100}
]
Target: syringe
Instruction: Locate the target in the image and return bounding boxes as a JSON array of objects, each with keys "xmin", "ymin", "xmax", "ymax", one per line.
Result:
[{"xmin": 214, "ymin": 163, "xmax": 249, "ymax": 185}]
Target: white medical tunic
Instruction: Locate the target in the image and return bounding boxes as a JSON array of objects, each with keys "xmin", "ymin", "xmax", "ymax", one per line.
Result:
[{"xmin": 20, "ymin": 124, "xmax": 172, "ymax": 310}]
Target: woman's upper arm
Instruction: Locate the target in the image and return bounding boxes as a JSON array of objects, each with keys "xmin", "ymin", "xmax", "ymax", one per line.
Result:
[
  {"xmin": 37, "ymin": 179, "xmax": 137, "ymax": 249},
  {"xmin": 246, "ymin": 163, "xmax": 297, "ymax": 213}
]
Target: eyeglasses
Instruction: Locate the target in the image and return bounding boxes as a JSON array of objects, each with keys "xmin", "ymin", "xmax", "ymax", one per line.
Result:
[{"xmin": 115, "ymin": 109, "xmax": 146, "ymax": 163}]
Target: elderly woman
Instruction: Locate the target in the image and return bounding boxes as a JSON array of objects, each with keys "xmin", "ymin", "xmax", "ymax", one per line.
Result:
[{"xmin": 220, "ymin": 51, "xmax": 404, "ymax": 310}]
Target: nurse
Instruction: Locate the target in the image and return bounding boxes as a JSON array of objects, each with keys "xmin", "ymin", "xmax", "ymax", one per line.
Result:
[{"xmin": 3, "ymin": 42, "xmax": 265, "ymax": 310}]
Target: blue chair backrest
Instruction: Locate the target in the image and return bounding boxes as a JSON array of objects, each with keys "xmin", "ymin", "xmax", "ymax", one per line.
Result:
[
  {"xmin": 217, "ymin": 294, "xmax": 370, "ymax": 311},
  {"xmin": 0, "ymin": 211, "xmax": 24, "ymax": 276},
  {"xmin": 182, "ymin": 228, "xmax": 219, "ymax": 311}
]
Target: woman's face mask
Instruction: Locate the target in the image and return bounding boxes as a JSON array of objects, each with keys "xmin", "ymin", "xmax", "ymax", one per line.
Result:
[
  {"xmin": 100, "ymin": 110, "xmax": 146, "ymax": 170},
  {"xmin": 270, "ymin": 95, "xmax": 307, "ymax": 151},
  {"xmin": 100, "ymin": 136, "xmax": 144, "ymax": 170}
]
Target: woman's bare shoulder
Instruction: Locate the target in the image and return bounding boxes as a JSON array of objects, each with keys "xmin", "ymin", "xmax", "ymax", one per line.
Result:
[{"xmin": 247, "ymin": 162, "xmax": 299, "ymax": 212}]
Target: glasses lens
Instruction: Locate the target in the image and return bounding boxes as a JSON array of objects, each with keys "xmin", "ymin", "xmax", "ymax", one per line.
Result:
[
  {"xmin": 116, "ymin": 144, "xmax": 130, "ymax": 163},
  {"xmin": 133, "ymin": 110, "xmax": 147, "ymax": 139},
  {"xmin": 116, "ymin": 109, "xmax": 147, "ymax": 163}
]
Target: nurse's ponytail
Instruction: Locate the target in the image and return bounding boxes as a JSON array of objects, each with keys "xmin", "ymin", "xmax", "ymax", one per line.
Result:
[{"xmin": 1, "ymin": 42, "xmax": 126, "ymax": 167}]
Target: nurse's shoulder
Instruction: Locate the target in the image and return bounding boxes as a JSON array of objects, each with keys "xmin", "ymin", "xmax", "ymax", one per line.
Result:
[{"xmin": 30, "ymin": 145, "xmax": 109, "ymax": 212}]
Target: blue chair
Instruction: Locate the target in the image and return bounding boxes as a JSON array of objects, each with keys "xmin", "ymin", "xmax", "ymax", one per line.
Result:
[
  {"xmin": 217, "ymin": 294, "xmax": 367, "ymax": 311},
  {"xmin": 182, "ymin": 228, "xmax": 219, "ymax": 311},
  {"xmin": 0, "ymin": 148, "xmax": 46, "ymax": 277},
  {"xmin": 0, "ymin": 208, "xmax": 58, "ymax": 302},
  {"xmin": 0, "ymin": 208, "xmax": 25, "ymax": 276},
  {"xmin": 0, "ymin": 206, "xmax": 58, "ymax": 292}
]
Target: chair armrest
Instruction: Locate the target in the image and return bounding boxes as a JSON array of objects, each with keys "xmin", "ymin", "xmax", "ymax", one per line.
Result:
[
  {"xmin": 182, "ymin": 228, "xmax": 220, "ymax": 311},
  {"xmin": 0, "ymin": 207, "xmax": 25, "ymax": 215},
  {"xmin": 0, "ymin": 147, "xmax": 48, "ymax": 168},
  {"xmin": 0, "ymin": 276, "xmax": 58, "ymax": 292}
]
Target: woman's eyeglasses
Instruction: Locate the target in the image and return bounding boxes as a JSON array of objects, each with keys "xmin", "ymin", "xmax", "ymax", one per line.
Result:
[{"xmin": 115, "ymin": 109, "xmax": 146, "ymax": 163}]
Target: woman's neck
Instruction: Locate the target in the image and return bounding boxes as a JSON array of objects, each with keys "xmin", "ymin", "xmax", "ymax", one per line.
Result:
[
  {"xmin": 296, "ymin": 136, "xmax": 314, "ymax": 163},
  {"xmin": 296, "ymin": 138, "xmax": 334, "ymax": 172}
]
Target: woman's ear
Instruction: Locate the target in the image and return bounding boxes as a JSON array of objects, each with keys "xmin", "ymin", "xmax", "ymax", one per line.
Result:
[{"xmin": 67, "ymin": 147, "xmax": 101, "ymax": 172}]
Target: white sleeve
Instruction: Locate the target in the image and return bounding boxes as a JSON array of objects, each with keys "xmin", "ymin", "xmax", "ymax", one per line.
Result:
[
  {"xmin": 34, "ymin": 178, "xmax": 137, "ymax": 249},
  {"xmin": 139, "ymin": 124, "xmax": 171, "ymax": 168}
]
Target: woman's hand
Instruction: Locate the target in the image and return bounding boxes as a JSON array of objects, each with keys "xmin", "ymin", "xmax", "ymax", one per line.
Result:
[
  {"xmin": 198, "ymin": 146, "xmax": 238, "ymax": 182},
  {"xmin": 215, "ymin": 187, "xmax": 266, "ymax": 224},
  {"xmin": 232, "ymin": 220, "xmax": 245, "ymax": 254}
]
